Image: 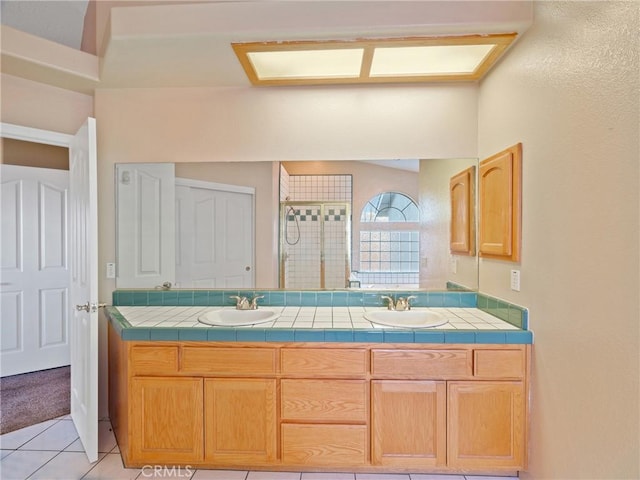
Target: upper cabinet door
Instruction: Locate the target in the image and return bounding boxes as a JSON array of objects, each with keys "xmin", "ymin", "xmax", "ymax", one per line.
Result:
[
  {"xmin": 449, "ymin": 166, "xmax": 475, "ymax": 256},
  {"xmin": 478, "ymin": 143, "xmax": 522, "ymax": 262}
]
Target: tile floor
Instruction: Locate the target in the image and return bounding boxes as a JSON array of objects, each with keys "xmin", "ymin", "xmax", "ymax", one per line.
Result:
[{"xmin": 0, "ymin": 416, "xmax": 518, "ymax": 480}]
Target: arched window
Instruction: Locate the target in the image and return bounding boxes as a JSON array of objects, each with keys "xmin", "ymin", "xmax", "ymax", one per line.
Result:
[
  {"xmin": 360, "ymin": 192, "xmax": 419, "ymax": 222},
  {"xmin": 358, "ymin": 192, "xmax": 420, "ymax": 287}
]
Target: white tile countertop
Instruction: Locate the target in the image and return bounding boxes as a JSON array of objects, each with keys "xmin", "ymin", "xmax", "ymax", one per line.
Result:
[{"xmin": 115, "ymin": 306, "xmax": 520, "ymax": 330}]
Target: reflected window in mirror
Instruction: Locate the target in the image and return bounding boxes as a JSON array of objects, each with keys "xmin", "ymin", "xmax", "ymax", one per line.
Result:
[{"xmin": 358, "ymin": 192, "xmax": 420, "ymax": 288}]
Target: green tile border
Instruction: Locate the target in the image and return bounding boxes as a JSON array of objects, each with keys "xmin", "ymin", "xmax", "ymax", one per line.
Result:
[
  {"xmin": 112, "ymin": 289, "xmax": 478, "ymax": 309},
  {"xmin": 477, "ymin": 293, "xmax": 529, "ymax": 329}
]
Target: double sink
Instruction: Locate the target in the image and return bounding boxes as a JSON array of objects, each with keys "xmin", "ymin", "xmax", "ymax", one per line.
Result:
[{"xmin": 198, "ymin": 308, "xmax": 447, "ymax": 329}]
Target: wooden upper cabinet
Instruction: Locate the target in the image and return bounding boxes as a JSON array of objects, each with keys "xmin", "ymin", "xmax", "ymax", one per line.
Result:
[
  {"xmin": 450, "ymin": 166, "xmax": 476, "ymax": 256},
  {"xmin": 478, "ymin": 143, "xmax": 522, "ymax": 262}
]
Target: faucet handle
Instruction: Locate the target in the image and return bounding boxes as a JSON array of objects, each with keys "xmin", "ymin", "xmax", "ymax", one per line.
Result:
[
  {"xmin": 229, "ymin": 295, "xmax": 249, "ymax": 309},
  {"xmin": 406, "ymin": 295, "xmax": 417, "ymax": 310},
  {"xmin": 250, "ymin": 295, "xmax": 265, "ymax": 309},
  {"xmin": 381, "ymin": 295, "xmax": 395, "ymax": 310}
]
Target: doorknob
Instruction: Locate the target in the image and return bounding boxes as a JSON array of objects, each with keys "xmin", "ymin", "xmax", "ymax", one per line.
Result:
[
  {"xmin": 245, "ymin": 266, "xmax": 251, "ymax": 271},
  {"xmin": 76, "ymin": 302, "xmax": 107, "ymax": 313}
]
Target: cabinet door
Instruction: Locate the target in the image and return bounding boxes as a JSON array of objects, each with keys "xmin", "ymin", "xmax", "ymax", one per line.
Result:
[
  {"xmin": 205, "ymin": 378, "xmax": 277, "ymax": 464},
  {"xmin": 450, "ymin": 166, "xmax": 475, "ymax": 255},
  {"xmin": 130, "ymin": 377, "xmax": 203, "ymax": 464},
  {"xmin": 448, "ymin": 381, "xmax": 526, "ymax": 469},
  {"xmin": 371, "ymin": 380, "xmax": 446, "ymax": 468},
  {"xmin": 478, "ymin": 143, "xmax": 522, "ymax": 261}
]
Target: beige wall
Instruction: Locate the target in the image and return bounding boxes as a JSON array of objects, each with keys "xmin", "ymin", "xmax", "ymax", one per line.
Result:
[
  {"xmin": 0, "ymin": 74, "xmax": 93, "ymax": 133},
  {"xmin": 478, "ymin": 2, "xmax": 639, "ymax": 478}
]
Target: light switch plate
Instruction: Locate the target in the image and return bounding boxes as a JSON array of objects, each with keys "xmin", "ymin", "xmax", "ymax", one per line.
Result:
[
  {"xmin": 510, "ymin": 269, "xmax": 521, "ymax": 291},
  {"xmin": 106, "ymin": 262, "xmax": 116, "ymax": 279}
]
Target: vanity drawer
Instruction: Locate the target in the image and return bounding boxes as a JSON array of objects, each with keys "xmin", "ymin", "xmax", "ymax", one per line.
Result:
[
  {"xmin": 281, "ymin": 379, "xmax": 367, "ymax": 422},
  {"xmin": 130, "ymin": 346, "xmax": 179, "ymax": 375},
  {"xmin": 371, "ymin": 349, "xmax": 472, "ymax": 378},
  {"xmin": 281, "ymin": 348, "xmax": 367, "ymax": 377},
  {"xmin": 281, "ymin": 424, "xmax": 367, "ymax": 467},
  {"xmin": 474, "ymin": 349, "xmax": 525, "ymax": 378},
  {"xmin": 181, "ymin": 347, "xmax": 277, "ymax": 375}
]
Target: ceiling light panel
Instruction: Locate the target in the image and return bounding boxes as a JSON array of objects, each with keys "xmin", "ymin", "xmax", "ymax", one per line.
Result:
[
  {"xmin": 248, "ymin": 49, "xmax": 364, "ymax": 80},
  {"xmin": 370, "ymin": 44, "xmax": 496, "ymax": 76},
  {"xmin": 233, "ymin": 34, "xmax": 516, "ymax": 86}
]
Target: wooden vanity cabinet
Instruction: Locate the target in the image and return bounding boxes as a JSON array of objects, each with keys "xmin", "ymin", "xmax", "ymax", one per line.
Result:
[{"xmin": 109, "ymin": 326, "xmax": 530, "ymax": 474}]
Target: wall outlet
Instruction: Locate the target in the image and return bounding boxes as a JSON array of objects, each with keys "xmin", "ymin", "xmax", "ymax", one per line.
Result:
[
  {"xmin": 106, "ymin": 262, "xmax": 116, "ymax": 279},
  {"xmin": 450, "ymin": 257, "xmax": 457, "ymax": 274},
  {"xmin": 510, "ymin": 269, "xmax": 521, "ymax": 291}
]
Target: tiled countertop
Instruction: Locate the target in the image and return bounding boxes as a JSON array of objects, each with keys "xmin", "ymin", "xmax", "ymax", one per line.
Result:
[{"xmin": 106, "ymin": 305, "xmax": 533, "ymax": 344}]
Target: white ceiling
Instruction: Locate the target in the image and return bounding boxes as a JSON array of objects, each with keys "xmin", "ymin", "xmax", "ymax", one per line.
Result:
[
  {"xmin": 0, "ymin": 0, "xmax": 89, "ymax": 50},
  {"xmin": 0, "ymin": 1, "xmax": 534, "ymax": 90}
]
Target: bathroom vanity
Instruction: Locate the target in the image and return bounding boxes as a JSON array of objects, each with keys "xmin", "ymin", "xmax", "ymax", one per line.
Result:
[{"xmin": 107, "ymin": 297, "xmax": 531, "ymax": 475}]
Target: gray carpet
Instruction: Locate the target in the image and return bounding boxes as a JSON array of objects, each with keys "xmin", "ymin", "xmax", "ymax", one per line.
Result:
[{"xmin": 0, "ymin": 366, "xmax": 70, "ymax": 434}]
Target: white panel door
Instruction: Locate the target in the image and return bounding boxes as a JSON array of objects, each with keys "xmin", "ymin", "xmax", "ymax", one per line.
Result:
[
  {"xmin": 116, "ymin": 163, "xmax": 175, "ymax": 288},
  {"xmin": 176, "ymin": 183, "xmax": 253, "ymax": 288},
  {"xmin": 69, "ymin": 118, "xmax": 99, "ymax": 463},
  {"xmin": 1, "ymin": 165, "xmax": 70, "ymax": 377}
]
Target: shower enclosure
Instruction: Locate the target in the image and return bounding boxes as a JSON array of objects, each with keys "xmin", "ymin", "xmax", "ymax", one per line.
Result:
[{"xmin": 280, "ymin": 202, "xmax": 351, "ymax": 289}]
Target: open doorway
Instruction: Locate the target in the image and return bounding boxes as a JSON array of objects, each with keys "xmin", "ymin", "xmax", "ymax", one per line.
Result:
[{"xmin": 1, "ymin": 138, "xmax": 71, "ymax": 433}]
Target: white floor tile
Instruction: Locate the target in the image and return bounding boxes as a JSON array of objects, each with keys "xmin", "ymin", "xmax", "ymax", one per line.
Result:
[
  {"xmin": 246, "ymin": 472, "xmax": 301, "ymax": 480},
  {"xmin": 0, "ymin": 450, "xmax": 58, "ymax": 480},
  {"xmin": 1, "ymin": 450, "xmax": 13, "ymax": 460},
  {"xmin": 29, "ymin": 451, "xmax": 107, "ymax": 480},
  {"xmin": 410, "ymin": 475, "xmax": 465, "ymax": 480},
  {"xmin": 0, "ymin": 420, "xmax": 57, "ymax": 450},
  {"xmin": 98, "ymin": 420, "xmax": 117, "ymax": 453},
  {"xmin": 19, "ymin": 420, "xmax": 78, "ymax": 451},
  {"xmin": 356, "ymin": 475, "xmax": 411, "ymax": 480},
  {"xmin": 63, "ymin": 438, "xmax": 84, "ymax": 452},
  {"xmin": 140, "ymin": 465, "xmax": 197, "ymax": 478},
  {"xmin": 301, "ymin": 473, "xmax": 355, "ymax": 480},
  {"xmin": 81, "ymin": 453, "xmax": 141, "ymax": 480},
  {"xmin": 192, "ymin": 470, "xmax": 249, "ymax": 479},
  {"xmin": 464, "ymin": 477, "xmax": 517, "ymax": 480}
]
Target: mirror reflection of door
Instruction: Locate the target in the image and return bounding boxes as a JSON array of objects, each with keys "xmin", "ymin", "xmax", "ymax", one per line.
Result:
[
  {"xmin": 116, "ymin": 164, "xmax": 255, "ymax": 288},
  {"xmin": 175, "ymin": 180, "xmax": 254, "ymax": 288}
]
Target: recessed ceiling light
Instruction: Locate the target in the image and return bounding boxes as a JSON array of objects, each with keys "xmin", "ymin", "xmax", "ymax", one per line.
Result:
[
  {"xmin": 232, "ymin": 34, "xmax": 516, "ymax": 86},
  {"xmin": 248, "ymin": 49, "xmax": 364, "ymax": 80}
]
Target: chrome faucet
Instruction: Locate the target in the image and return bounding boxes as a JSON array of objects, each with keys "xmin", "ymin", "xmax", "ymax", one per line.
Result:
[
  {"xmin": 229, "ymin": 295, "xmax": 264, "ymax": 310},
  {"xmin": 381, "ymin": 295, "xmax": 416, "ymax": 311}
]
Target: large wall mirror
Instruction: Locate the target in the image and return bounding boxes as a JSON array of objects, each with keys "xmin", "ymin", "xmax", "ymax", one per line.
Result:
[{"xmin": 115, "ymin": 159, "xmax": 478, "ymax": 291}]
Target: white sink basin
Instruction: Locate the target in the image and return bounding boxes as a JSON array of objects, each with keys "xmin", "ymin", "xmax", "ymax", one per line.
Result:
[
  {"xmin": 198, "ymin": 309, "xmax": 280, "ymax": 327},
  {"xmin": 364, "ymin": 309, "xmax": 448, "ymax": 329}
]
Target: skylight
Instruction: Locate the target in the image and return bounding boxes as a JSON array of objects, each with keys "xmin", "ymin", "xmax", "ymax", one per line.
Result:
[{"xmin": 233, "ymin": 34, "xmax": 516, "ymax": 86}]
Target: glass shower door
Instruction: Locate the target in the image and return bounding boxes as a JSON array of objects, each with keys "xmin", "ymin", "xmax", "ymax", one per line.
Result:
[{"xmin": 280, "ymin": 202, "xmax": 350, "ymax": 289}]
